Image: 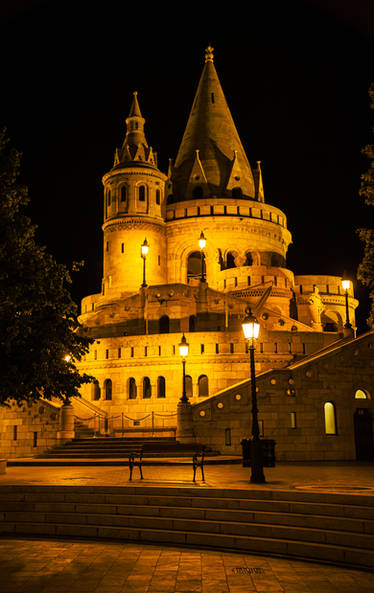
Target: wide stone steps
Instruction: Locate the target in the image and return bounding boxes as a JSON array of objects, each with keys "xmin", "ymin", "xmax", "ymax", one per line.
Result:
[
  {"xmin": 1, "ymin": 485, "xmax": 374, "ymax": 569},
  {"xmin": 38, "ymin": 437, "xmax": 218, "ymax": 459}
]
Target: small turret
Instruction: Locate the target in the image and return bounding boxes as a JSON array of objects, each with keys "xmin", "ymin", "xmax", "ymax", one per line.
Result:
[
  {"xmin": 115, "ymin": 91, "xmax": 157, "ymax": 169},
  {"xmin": 101, "ymin": 93, "xmax": 167, "ymax": 297}
]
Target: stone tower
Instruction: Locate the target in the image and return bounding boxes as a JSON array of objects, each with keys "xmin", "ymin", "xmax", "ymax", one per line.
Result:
[
  {"xmin": 166, "ymin": 46, "xmax": 292, "ymax": 298},
  {"xmin": 101, "ymin": 92, "xmax": 167, "ymax": 298},
  {"xmin": 77, "ymin": 47, "xmax": 357, "ymax": 431}
]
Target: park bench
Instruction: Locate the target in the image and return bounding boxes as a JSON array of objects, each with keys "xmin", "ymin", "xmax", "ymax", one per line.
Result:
[
  {"xmin": 127, "ymin": 445, "xmax": 206, "ymax": 482},
  {"xmin": 128, "ymin": 447, "xmax": 144, "ymax": 481}
]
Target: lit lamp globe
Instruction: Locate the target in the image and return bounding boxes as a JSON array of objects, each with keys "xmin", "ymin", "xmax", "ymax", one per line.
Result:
[
  {"xmin": 242, "ymin": 312, "xmax": 260, "ymax": 341},
  {"xmin": 179, "ymin": 334, "xmax": 189, "ymax": 403},
  {"xmin": 141, "ymin": 238, "xmax": 149, "ymax": 258},
  {"xmin": 198, "ymin": 231, "xmax": 206, "ymax": 250},
  {"xmin": 341, "ymin": 278, "xmax": 352, "ymax": 329},
  {"xmin": 179, "ymin": 334, "xmax": 189, "ymax": 358}
]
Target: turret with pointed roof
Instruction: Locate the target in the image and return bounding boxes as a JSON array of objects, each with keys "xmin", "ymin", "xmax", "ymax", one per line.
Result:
[
  {"xmin": 114, "ymin": 91, "xmax": 158, "ymax": 169},
  {"xmin": 170, "ymin": 47, "xmax": 255, "ymax": 202}
]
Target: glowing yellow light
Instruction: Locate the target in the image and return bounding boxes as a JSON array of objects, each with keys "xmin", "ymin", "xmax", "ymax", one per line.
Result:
[
  {"xmin": 199, "ymin": 231, "xmax": 206, "ymax": 250},
  {"xmin": 141, "ymin": 238, "xmax": 149, "ymax": 257},
  {"xmin": 179, "ymin": 334, "xmax": 189, "ymax": 358},
  {"xmin": 64, "ymin": 355, "xmax": 71, "ymax": 362},
  {"xmin": 242, "ymin": 311, "xmax": 260, "ymax": 340},
  {"xmin": 342, "ymin": 279, "xmax": 350, "ymax": 291}
]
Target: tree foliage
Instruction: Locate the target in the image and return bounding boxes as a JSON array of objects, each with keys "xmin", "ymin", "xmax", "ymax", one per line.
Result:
[
  {"xmin": 0, "ymin": 130, "xmax": 94, "ymax": 405},
  {"xmin": 357, "ymin": 84, "xmax": 374, "ymax": 328}
]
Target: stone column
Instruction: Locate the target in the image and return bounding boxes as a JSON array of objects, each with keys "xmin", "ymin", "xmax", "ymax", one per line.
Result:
[
  {"xmin": 57, "ymin": 403, "xmax": 75, "ymax": 443},
  {"xmin": 176, "ymin": 399, "xmax": 195, "ymax": 444}
]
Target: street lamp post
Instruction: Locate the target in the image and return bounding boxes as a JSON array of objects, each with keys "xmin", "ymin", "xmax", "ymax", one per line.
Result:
[
  {"xmin": 141, "ymin": 238, "xmax": 149, "ymax": 288},
  {"xmin": 199, "ymin": 231, "xmax": 206, "ymax": 282},
  {"xmin": 179, "ymin": 334, "xmax": 189, "ymax": 402},
  {"xmin": 341, "ymin": 278, "xmax": 352, "ymax": 329},
  {"xmin": 242, "ymin": 310, "xmax": 265, "ymax": 484}
]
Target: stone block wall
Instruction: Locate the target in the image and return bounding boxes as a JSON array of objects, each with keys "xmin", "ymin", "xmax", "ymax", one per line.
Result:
[
  {"xmin": 0, "ymin": 400, "xmax": 61, "ymax": 459},
  {"xmin": 192, "ymin": 331, "xmax": 374, "ymax": 461}
]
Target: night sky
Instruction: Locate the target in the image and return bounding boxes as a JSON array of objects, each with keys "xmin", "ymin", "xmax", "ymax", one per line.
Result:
[{"xmin": 0, "ymin": 0, "xmax": 373, "ymax": 331}]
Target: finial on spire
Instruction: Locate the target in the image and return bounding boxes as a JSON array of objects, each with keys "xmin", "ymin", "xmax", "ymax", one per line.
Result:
[
  {"xmin": 205, "ymin": 45, "xmax": 214, "ymax": 63},
  {"xmin": 128, "ymin": 91, "xmax": 142, "ymax": 118}
]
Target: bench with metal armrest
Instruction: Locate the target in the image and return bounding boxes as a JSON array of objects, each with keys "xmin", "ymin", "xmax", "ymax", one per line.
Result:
[
  {"xmin": 192, "ymin": 446, "xmax": 205, "ymax": 483},
  {"xmin": 128, "ymin": 447, "xmax": 144, "ymax": 481}
]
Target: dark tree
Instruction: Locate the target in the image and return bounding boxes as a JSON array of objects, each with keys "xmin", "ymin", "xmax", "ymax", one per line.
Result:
[
  {"xmin": 0, "ymin": 130, "xmax": 94, "ymax": 405},
  {"xmin": 357, "ymin": 84, "xmax": 374, "ymax": 328}
]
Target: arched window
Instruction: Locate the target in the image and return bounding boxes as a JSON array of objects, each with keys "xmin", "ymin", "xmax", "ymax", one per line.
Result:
[
  {"xmin": 107, "ymin": 189, "xmax": 111, "ymax": 206},
  {"xmin": 198, "ymin": 375, "xmax": 209, "ymax": 397},
  {"xmin": 232, "ymin": 187, "xmax": 243, "ymax": 198},
  {"xmin": 324, "ymin": 402, "xmax": 337, "ymax": 435},
  {"xmin": 226, "ymin": 252, "xmax": 236, "ymax": 269},
  {"xmin": 156, "ymin": 189, "xmax": 161, "ymax": 205},
  {"xmin": 157, "ymin": 376, "xmax": 166, "ymax": 398},
  {"xmin": 187, "ymin": 251, "xmax": 202, "ymax": 282},
  {"xmin": 120, "ymin": 186, "xmax": 127, "ymax": 202},
  {"xmin": 271, "ymin": 253, "xmax": 285, "ymax": 267},
  {"xmin": 159, "ymin": 315, "xmax": 170, "ymax": 334},
  {"xmin": 143, "ymin": 377, "xmax": 151, "ymax": 398},
  {"xmin": 189, "ymin": 315, "xmax": 196, "ymax": 332},
  {"xmin": 192, "ymin": 186, "xmax": 203, "ymax": 199},
  {"xmin": 104, "ymin": 379, "xmax": 112, "ymax": 401},
  {"xmin": 128, "ymin": 378, "xmax": 137, "ymax": 399},
  {"xmin": 186, "ymin": 375, "xmax": 193, "ymax": 398},
  {"xmin": 355, "ymin": 389, "xmax": 370, "ymax": 399},
  {"xmin": 245, "ymin": 252, "xmax": 253, "ymax": 266},
  {"xmin": 138, "ymin": 186, "xmax": 146, "ymax": 201},
  {"xmin": 92, "ymin": 381, "xmax": 100, "ymax": 401},
  {"xmin": 321, "ymin": 310, "xmax": 341, "ymax": 333}
]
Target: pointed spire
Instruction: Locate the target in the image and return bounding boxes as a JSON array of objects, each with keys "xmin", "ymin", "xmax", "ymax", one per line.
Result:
[
  {"xmin": 116, "ymin": 92, "xmax": 158, "ymax": 169},
  {"xmin": 128, "ymin": 91, "xmax": 142, "ymax": 117},
  {"xmin": 171, "ymin": 47, "xmax": 255, "ymax": 201},
  {"xmin": 254, "ymin": 161, "xmax": 265, "ymax": 203}
]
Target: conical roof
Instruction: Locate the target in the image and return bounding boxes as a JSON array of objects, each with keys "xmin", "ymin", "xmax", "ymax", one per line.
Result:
[
  {"xmin": 171, "ymin": 47, "xmax": 255, "ymax": 201},
  {"xmin": 115, "ymin": 92, "xmax": 158, "ymax": 169}
]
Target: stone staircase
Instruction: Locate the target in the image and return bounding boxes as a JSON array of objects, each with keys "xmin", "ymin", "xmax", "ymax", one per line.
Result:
[
  {"xmin": 0, "ymin": 485, "xmax": 373, "ymax": 569},
  {"xmin": 37, "ymin": 437, "xmax": 218, "ymax": 460},
  {"xmin": 74, "ymin": 419, "xmax": 95, "ymax": 439}
]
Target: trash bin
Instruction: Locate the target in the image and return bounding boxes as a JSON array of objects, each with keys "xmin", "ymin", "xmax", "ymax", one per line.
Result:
[
  {"xmin": 241, "ymin": 438, "xmax": 252, "ymax": 467},
  {"xmin": 241, "ymin": 438, "xmax": 276, "ymax": 467}
]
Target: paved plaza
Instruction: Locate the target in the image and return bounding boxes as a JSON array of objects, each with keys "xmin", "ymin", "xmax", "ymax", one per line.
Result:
[
  {"xmin": 2, "ymin": 460, "xmax": 374, "ymax": 494},
  {"xmin": 1, "ymin": 537, "xmax": 374, "ymax": 593},
  {"xmin": 1, "ymin": 461, "xmax": 374, "ymax": 592}
]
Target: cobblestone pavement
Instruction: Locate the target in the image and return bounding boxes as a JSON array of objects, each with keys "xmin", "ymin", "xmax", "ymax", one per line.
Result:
[
  {"xmin": 1, "ymin": 538, "xmax": 374, "ymax": 593},
  {"xmin": 1, "ymin": 461, "xmax": 374, "ymax": 494}
]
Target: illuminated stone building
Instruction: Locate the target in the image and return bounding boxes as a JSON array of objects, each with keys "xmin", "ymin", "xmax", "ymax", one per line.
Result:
[{"xmin": 74, "ymin": 46, "xmax": 361, "ymax": 450}]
